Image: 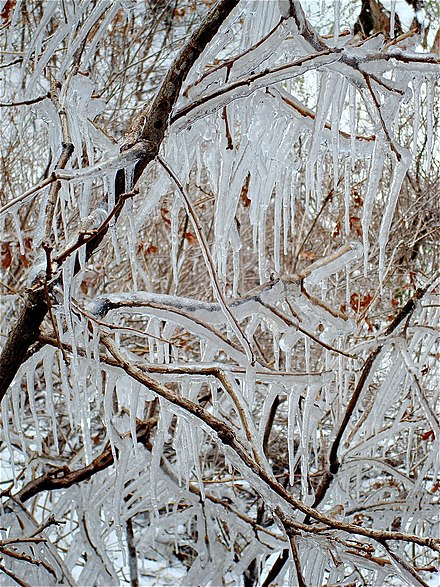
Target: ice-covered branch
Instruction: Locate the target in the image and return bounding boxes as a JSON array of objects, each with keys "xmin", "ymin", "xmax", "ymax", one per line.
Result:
[
  {"xmin": 157, "ymin": 155, "xmax": 255, "ymax": 364},
  {"xmin": 89, "ymin": 333, "xmax": 440, "ymax": 554},
  {"xmin": 171, "ymin": 50, "xmax": 339, "ymax": 128},
  {"xmin": 312, "ymin": 271, "xmax": 440, "ymax": 511}
]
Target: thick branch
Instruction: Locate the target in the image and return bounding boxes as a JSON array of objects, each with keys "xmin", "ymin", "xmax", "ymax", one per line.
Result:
[{"xmin": 16, "ymin": 418, "xmax": 157, "ymax": 503}]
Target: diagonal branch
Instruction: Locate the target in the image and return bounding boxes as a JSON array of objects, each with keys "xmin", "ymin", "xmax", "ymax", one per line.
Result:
[
  {"xmin": 310, "ymin": 271, "xmax": 440, "ymax": 512},
  {"xmin": 157, "ymin": 155, "xmax": 255, "ymax": 364}
]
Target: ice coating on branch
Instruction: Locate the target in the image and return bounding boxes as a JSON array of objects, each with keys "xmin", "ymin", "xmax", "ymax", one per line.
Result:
[{"xmin": 303, "ymin": 242, "xmax": 363, "ymax": 286}]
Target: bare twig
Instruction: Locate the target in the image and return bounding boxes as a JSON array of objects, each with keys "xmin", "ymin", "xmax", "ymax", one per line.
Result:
[
  {"xmin": 0, "ymin": 92, "xmax": 50, "ymax": 107},
  {"xmin": 0, "ymin": 563, "xmax": 33, "ymax": 587},
  {"xmin": 157, "ymin": 155, "xmax": 255, "ymax": 365}
]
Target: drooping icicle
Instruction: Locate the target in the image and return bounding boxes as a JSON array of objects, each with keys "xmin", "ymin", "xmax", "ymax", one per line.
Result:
[
  {"xmin": 80, "ymin": 379, "xmax": 93, "ymax": 466},
  {"xmin": 412, "ymin": 77, "xmax": 421, "ymax": 155},
  {"xmin": 258, "ymin": 214, "xmax": 267, "ymax": 283},
  {"xmin": 304, "ymin": 336, "xmax": 310, "ymax": 373},
  {"xmin": 11, "ymin": 381, "xmax": 26, "ymax": 454},
  {"xmin": 288, "ymin": 389, "xmax": 299, "ymax": 486},
  {"xmin": 112, "ymin": 442, "xmax": 129, "ymax": 566},
  {"xmin": 244, "ymin": 363, "xmax": 256, "ymax": 407},
  {"xmin": 125, "ymin": 197, "xmax": 139, "ymax": 290},
  {"xmin": 290, "ymin": 170, "xmax": 297, "ymax": 239},
  {"xmin": 331, "ymin": 77, "xmax": 348, "ymax": 195},
  {"xmin": 389, "ymin": 0, "xmax": 396, "ymax": 38},
  {"xmin": 130, "ymin": 381, "xmax": 140, "ymax": 454},
  {"xmin": 378, "ymin": 151, "xmax": 411, "ymax": 287},
  {"xmin": 170, "ymin": 199, "xmax": 181, "ymax": 286},
  {"xmin": 43, "ymin": 351, "xmax": 59, "ymax": 454},
  {"xmin": 349, "ymin": 84, "xmax": 357, "ymax": 170},
  {"xmin": 307, "ymin": 72, "xmax": 334, "ymax": 206},
  {"xmin": 105, "ymin": 171, "xmax": 120, "ymax": 264},
  {"xmin": 282, "ymin": 168, "xmax": 291, "ymax": 256},
  {"xmin": 299, "ymin": 386, "xmax": 316, "ymax": 503},
  {"xmin": 11, "ymin": 210, "xmax": 25, "ymax": 255},
  {"xmin": 189, "ymin": 427, "xmax": 205, "ymax": 501},
  {"xmin": 230, "ymin": 221, "xmax": 241, "ymax": 297},
  {"xmin": 1, "ymin": 396, "xmax": 15, "ymax": 481},
  {"xmin": 27, "ymin": 368, "xmax": 42, "ymax": 453},
  {"xmin": 343, "ymin": 157, "xmax": 350, "ymax": 236},
  {"xmin": 425, "ymin": 77, "xmax": 434, "ymax": 173},
  {"xmin": 273, "ymin": 187, "xmax": 282, "ymax": 274},
  {"xmin": 104, "ymin": 372, "xmax": 119, "ymax": 463},
  {"xmin": 362, "ymin": 140, "xmax": 385, "ymax": 276}
]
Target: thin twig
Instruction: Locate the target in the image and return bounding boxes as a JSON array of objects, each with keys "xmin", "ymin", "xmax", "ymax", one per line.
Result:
[
  {"xmin": 0, "ymin": 563, "xmax": 32, "ymax": 587},
  {"xmin": 0, "ymin": 92, "xmax": 50, "ymax": 107},
  {"xmin": 53, "ymin": 189, "xmax": 139, "ymax": 265},
  {"xmin": 0, "ymin": 175, "xmax": 57, "ymax": 217},
  {"xmin": 157, "ymin": 155, "xmax": 255, "ymax": 365}
]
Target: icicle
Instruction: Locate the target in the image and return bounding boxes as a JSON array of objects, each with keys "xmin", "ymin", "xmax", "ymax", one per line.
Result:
[
  {"xmin": 105, "ymin": 171, "xmax": 120, "ymax": 263},
  {"xmin": 11, "ymin": 210, "xmax": 25, "ymax": 255},
  {"xmin": 290, "ymin": 171, "xmax": 297, "ymax": 239},
  {"xmin": 104, "ymin": 373, "xmax": 118, "ymax": 463},
  {"xmin": 285, "ymin": 349, "xmax": 291, "ymax": 372},
  {"xmin": 333, "ymin": 0, "xmax": 340, "ymax": 44},
  {"xmin": 390, "ymin": 0, "xmax": 396, "ymax": 38},
  {"xmin": 273, "ymin": 331, "xmax": 280, "ymax": 370},
  {"xmin": 343, "ymin": 157, "xmax": 350, "ymax": 236},
  {"xmin": 125, "ymin": 197, "xmax": 139, "ymax": 289},
  {"xmin": 43, "ymin": 351, "xmax": 59, "ymax": 454},
  {"xmin": 345, "ymin": 264, "xmax": 351, "ymax": 306},
  {"xmin": 244, "ymin": 363, "xmax": 256, "ymax": 406},
  {"xmin": 170, "ymin": 199, "xmax": 180, "ymax": 285},
  {"xmin": 308, "ymin": 72, "xmax": 334, "ymax": 204},
  {"xmin": 332, "ymin": 77, "xmax": 348, "ymax": 194},
  {"xmin": 80, "ymin": 390, "xmax": 93, "ymax": 466},
  {"xmin": 189, "ymin": 427, "xmax": 205, "ymax": 501},
  {"xmin": 11, "ymin": 382, "xmax": 26, "ymax": 454},
  {"xmin": 314, "ymin": 156, "xmax": 323, "ymax": 211},
  {"xmin": 412, "ymin": 77, "xmax": 421, "ymax": 155},
  {"xmin": 130, "ymin": 382, "xmax": 140, "ymax": 454},
  {"xmin": 27, "ymin": 368, "xmax": 42, "ymax": 453},
  {"xmin": 288, "ymin": 389, "xmax": 299, "ymax": 486},
  {"xmin": 282, "ymin": 169, "xmax": 291, "ymax": 256},
  {"xmin": 304, "ymin": 336, "xmax": 310, "ymax": 373},
  {"xmin": 231, "ymin": 230, "xmax": 241, "ymax": 297},
  {"xmin": 1, "ymin": 396, "xmax": 15, "ymax": 481},
  {"xmin": 125, "ymin": 163, "xmax": 135, "ymax": 193},
  {"xmin": 113, "ymin": 443, "xmax": 130, "ymax": 566},
  {"xmin": 349, "ymin": 84, "xmax": 357, "ymax": 170},
  {"xmin": 152, "ymin": 318, "xmax": 164, "ymax": 364},
  {"xmin": 378, "ymin": 152, "xmax": 411, "ymax": 287},
  {"xmin": 59, "ymin": 346, "xmax": 74, "ymax": 430},
  {"xmin": 362, "ymin": 140, "xmax": 385, "ymax": 276},
  {"xmin": 425, "ymin": 77, "xmax": 433, "ymax": 173},
  {"xmin": 273, "ymin": 187, "xmax": 282, "ymax": 274},
  {"xmin": 299, "ymin": 386, "xmax": 316, "ymax": 503}
]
